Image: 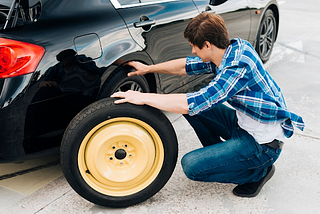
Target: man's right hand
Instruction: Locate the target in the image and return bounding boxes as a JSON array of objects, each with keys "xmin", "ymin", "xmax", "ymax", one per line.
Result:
[
  {"xmin": 127, "ymin": 58, "xmax": 187, "ymax": 77},
  {"xmin": 127, "ymin": 61, "xmax": 150, "ymax": 77}
]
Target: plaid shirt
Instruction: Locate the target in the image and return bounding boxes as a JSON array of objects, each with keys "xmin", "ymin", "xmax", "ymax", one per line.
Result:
[{"xmin": 186, "ymin": 38, "xmax": 304, "ymax": 138}]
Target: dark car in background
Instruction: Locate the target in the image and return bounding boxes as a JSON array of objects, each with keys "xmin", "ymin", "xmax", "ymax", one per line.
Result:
[{"xmin": 0, "ymin": 0, "xmax": 279, "ymax": 207}]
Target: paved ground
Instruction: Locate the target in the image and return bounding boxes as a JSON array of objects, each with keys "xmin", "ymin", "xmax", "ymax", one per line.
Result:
[{"xmin": 1, "ymin": 0, "xmax": 320, "ymax": 213}]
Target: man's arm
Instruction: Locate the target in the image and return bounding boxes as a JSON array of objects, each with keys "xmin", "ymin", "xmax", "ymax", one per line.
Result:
[
  {"xmin": 127, "ymin": 58, "xmax": 187, "ymax": 77},
  {"xmin": 111, "ymin": 90, "xmax": 189, "ymax": 114}
]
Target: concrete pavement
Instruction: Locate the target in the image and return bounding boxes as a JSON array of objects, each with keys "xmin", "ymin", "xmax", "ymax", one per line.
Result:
[{"xmin": 1, "ymin": 0, "xmax": 320, "ymax": 213}]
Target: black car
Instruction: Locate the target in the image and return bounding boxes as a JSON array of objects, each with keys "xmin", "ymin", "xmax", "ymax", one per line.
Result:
[{"xmin": 0, "ymin": 0, "xmax": 279, "ymax": 207}]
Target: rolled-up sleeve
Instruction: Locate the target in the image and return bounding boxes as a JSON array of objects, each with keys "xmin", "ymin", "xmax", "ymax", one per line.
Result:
[
  {"xmin": 185, "ymin": 56, "xmax": 215, "ymax": 75},
  {"xmin": 186, "ymin": 92, "xmax": 203, "ymax": 116},
  {"xmin": 186, "ymin": 65, "xmax": 249, "ymax": 116}
]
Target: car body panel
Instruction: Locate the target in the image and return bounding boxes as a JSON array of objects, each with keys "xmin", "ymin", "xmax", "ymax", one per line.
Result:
[
  {"xmin": 193, "ymin": 0, "xmax": 251, "ymax": 40},
  {"xmin": 115, "ymin": 0, "xmax": 200, "ymax": 93},
  {"xmin": 0, "ymin": 0, "xmax": 279, "ymax": 162},
  {"xmin": 0, "ymin": 0, "xmax": 148, "ymax": 160}
]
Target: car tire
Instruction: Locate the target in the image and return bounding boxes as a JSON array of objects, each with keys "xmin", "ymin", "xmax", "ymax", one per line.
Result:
[
  {"xmin": 60, "ymin": 98, "xmax": 178, "ymax": 208},
  {"xmin": 255, "ymin": 9, "xmax": 277, "ymax": 63},
  {"xmin": 98, "ymin": 65, "xmax": 150, "ymax": 99}
]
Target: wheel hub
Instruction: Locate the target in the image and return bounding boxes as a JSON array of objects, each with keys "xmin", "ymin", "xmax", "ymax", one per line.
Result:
[
  {"xmin": 115, "ymin": 148, "xmax": 127, "ymax": 160},
  {"xmin": 78, "ymin": 117, "xmax": 164, "ymax": 196}
]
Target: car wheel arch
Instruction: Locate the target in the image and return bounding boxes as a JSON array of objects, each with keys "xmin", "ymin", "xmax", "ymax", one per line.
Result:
[
  {"xmin": 96, "ymin": 61, "xmax": 158, "ymax": 100},
  {"xmin": 267, "ymin": 4, "xmax": 279, "ymax": 41}
]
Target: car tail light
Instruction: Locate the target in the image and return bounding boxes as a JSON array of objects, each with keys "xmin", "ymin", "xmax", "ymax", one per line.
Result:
[{"xmin": 0, "ymin": 38, "xmax": 45, "ymax": 78}]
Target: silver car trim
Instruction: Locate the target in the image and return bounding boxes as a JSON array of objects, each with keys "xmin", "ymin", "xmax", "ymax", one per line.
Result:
[
  {"xmin": 110, "ymin": 0, "xmax": 121, "ymax": 9},
  {"xmin": 110, "ymin": 0, "xmax": 179, "ymax": 9}
]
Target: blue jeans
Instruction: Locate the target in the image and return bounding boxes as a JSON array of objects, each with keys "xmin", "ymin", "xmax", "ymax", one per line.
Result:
[{"xmin": 181, "ymin": 104, "xmax": 282, "ymax": 185}]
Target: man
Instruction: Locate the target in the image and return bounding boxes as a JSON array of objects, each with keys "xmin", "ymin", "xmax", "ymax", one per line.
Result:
[{"xmin": 111, "ymin": 13, "xmax": 304, "ymax": 197}]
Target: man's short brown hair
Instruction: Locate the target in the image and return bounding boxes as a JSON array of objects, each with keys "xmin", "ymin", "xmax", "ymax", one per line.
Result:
[{"xmin": 184, "ymin": 13, "xmax": 230, "ymax": 49}]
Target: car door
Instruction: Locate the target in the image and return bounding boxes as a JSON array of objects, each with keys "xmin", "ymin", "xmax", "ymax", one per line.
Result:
[
  {"xmin": 192, "ymin": 0, "xmax": 251, "ymax": 40},
  {"xmin": 112, "ymin": 0, "xmax": 202, "ymax": 93}
]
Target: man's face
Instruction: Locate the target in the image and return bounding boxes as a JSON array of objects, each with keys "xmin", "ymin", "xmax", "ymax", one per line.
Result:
[{"xmin": 190, "ymin": 43, "xmax": 211, "ymax": 62}]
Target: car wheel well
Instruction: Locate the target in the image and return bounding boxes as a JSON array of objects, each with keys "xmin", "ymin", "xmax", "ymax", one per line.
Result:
[
  {"xmin": 144, "ymin": 73, "xmax": 157, "ymax": 93},
  {"xmin": 97, "ymin": 63, "xmax": 157, "ymax": 100}
]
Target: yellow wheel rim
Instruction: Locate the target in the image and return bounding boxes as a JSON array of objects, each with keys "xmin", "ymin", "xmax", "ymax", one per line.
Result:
[{"xmin": 78, "ymin": 117, "xmax": 164, "ymax": 196}]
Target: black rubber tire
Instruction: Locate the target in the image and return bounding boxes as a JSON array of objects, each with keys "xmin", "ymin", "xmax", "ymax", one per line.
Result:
[
  {"xmin": 98, "ymin": 66, "xmax": 150, "ymax": 99},
  {"xmin": 255, "ymin": 9, "xmax": 277, "ymax": 63},
  {"xmin": 60, "ymin": 98, "xmax": 178, "ymax": 208}
]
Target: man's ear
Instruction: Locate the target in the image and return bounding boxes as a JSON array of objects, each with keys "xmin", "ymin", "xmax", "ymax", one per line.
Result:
[{"xmin": 204, "ymin": 41, "xmax": 211, "ymax": 49}]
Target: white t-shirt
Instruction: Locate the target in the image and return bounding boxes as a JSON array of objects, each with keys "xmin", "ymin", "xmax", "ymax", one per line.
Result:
[{"xmin": 236, "ymin": 111, "xmax": 286, "ymax": 144}]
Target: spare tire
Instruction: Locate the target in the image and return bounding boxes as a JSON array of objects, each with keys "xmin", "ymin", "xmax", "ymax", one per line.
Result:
[{"xmin": 60, "ymin": 98, "xmax": 178, "ymax": 208}]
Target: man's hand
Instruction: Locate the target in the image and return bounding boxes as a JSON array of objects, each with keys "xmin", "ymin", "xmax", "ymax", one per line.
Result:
[
  {"xmin": 127, "ymin": 58, "xmax": 187, "ymax": 77},
  {"xmin": 111, "ymin": 90, "xmax": 189, "ymax": 114},
  {"xmin": 127, "ymin": 61, "xmax": 150, "ymax": 77},
  {"xmin": 111, "ymin": 90, "xmax": 146, "ymax": 105}
]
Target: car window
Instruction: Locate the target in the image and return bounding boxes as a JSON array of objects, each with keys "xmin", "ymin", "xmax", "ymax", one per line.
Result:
[
  {"xmin": 0, "ymin": 0, "xmax": 12, "ymax": 7},
  {"xmin": 0, "ymin": 0, "xmax": 41, "ymax": 30}
]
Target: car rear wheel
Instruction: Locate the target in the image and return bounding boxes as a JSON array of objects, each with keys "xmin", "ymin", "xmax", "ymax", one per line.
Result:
[
  {"xmin": 255, "ymin": 9, "xmax": 277, "ymax": 63},
  {"xmin": 60, "ymin": 98, "xmax": 178, "ymax": 208},
  {"xmin": 98, "ymin": 65, "xmax": 150, "ymax": 99}
]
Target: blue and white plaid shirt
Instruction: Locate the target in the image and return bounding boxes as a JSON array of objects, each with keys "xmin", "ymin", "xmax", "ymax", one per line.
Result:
[{"xmin": 186, "ymin": 38, "xmax": 304, "ymax": 138}]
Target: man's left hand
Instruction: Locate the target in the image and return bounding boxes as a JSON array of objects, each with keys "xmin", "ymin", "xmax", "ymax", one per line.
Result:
[{"xmin": 111, "ymin": 90, "xmax": 146, "ymax": 105}]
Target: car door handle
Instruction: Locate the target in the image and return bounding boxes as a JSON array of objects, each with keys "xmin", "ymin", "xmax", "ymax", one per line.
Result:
[
  {"xmin": 202, "ymin": 6, "xmax": 215, "ymax": 13},
  {"xmin": 134, "ymin": 19, "xmax": 156, "ymax": 28}
]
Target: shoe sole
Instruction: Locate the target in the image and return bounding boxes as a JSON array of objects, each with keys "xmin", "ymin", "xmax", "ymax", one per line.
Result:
[{"xmin": 233, "ymin": 165, "xmax": 275, "ymax": 197}]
